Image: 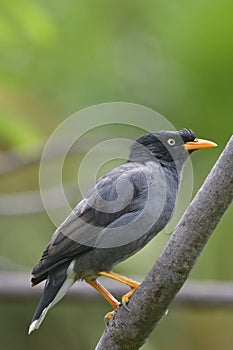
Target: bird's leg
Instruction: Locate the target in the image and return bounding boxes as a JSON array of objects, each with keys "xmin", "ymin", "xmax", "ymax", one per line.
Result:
[
  {"xmin": 85, "ymin": 279, "xmax": 120, "ymax": 309},
  {"xmin": 98, "ymin": 271, "xmax": 141, "ymax": 310},
  {"xmin": 85, "ymin": 279, "xmax": 120, "ymax": 321}
]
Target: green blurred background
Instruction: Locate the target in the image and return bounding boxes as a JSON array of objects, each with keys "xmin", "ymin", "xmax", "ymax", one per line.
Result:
[{"xmin": 0, "ymin": 0, "xmax": 233, "ymax": 349}]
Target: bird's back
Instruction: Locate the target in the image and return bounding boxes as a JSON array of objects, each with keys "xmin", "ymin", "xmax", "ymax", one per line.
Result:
[{"xmin": 32, "ymin": 160, "xmax": 179, "ymax": 281}]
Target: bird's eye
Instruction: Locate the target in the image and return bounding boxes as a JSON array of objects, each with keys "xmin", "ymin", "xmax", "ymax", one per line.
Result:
[{"xmin": 167, "ymin": 138, "xmax": 176, "ymax": 146}]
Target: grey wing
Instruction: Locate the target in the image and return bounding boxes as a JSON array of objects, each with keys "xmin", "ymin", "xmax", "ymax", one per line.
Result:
[
  {"xmin": 32, "ymin": 200, "xmax": 95, "ymax": 280},
  {"xmin": 32, "ymin": 163, "xmax": 146, "ymax": 281}
]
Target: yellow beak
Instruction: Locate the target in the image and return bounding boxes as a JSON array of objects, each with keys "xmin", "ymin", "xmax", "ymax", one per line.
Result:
[{"xmin": 184, "ymin": 138, "xmax": 218, "ymax": 151}]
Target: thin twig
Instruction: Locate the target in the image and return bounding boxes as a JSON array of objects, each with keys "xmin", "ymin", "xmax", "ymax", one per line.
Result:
[
  {"xmin": 0, "ymin": 185, "xmax": 76, "ymax": 215},
  {"xmin": 0, "ymin": 271, "xmax": 233, "ymax": 308}
]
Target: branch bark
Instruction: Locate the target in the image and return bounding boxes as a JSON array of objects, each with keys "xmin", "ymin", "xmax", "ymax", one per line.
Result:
[{"xmin": 96, "ymin": 136, "xmax": 233, "ymax": 350}]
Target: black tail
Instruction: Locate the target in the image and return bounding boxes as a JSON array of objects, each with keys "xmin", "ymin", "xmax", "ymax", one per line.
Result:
[{"xmin": 28, "ymin": 261, "xmax": 75, "ymax": 334}]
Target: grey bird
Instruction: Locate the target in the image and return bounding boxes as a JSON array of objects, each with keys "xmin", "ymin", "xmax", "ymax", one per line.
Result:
[{"xmin": 28, "ymin": 128, "xmax": 217, "ymax": 334}]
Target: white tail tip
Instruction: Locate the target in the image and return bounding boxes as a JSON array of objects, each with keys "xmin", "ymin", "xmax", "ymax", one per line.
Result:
[
  {"xmin": 28, "ymin": 320, "xmax": 39, "ymax": 334},
  {"xmin": 28, "ymin": 305, "xmax": 50, "ymax": 334}
]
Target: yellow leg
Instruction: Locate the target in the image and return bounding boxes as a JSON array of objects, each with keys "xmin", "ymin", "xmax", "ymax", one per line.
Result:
[
  {"xmin": 85, "ymin": 279, "xmax": 120, "ymax": 309},
  {"xmin": 98, "ymin": 271, "xmax": 141, "ymax": 309},
  {"xmin": 98, "ymin": 271, "xmax": 140, "ymax": 289},
  {"xmin": 85, "ymin": 279, "xmax": 120, "ymax": 322}
]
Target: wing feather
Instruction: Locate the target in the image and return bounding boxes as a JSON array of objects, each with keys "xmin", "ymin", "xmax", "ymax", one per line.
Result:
[{"xmin": 32, "ymin": 163, "xmax": 148, "ymax": 279}]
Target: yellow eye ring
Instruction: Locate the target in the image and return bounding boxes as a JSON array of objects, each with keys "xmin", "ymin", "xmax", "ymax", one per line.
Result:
[{"xmin": 167, "ymin": 138, "xmax": 176, "ymax": 146}]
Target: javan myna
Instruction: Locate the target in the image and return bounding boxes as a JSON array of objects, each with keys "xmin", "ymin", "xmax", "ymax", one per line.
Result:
[{"xmin": 28, "ymin": 128, "xmax": 217, "ymax": 334}]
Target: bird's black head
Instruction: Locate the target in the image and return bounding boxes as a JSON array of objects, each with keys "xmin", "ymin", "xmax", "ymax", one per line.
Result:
[{"xmin": 129, "ymin": 128, "xmax": 216, "ymax": 168}]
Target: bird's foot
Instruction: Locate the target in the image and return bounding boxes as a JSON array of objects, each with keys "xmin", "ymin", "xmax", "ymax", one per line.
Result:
[
  {"xmin": 121, "ymin": 284, "xmax": 140, "ymax": 311},
  {"xmin": 104, "ymin": 310, "xmax": 115, "ymax": 325},
  {"xmin": 103, "ymin": 284, "xmax": 141, "ymax": 325}
]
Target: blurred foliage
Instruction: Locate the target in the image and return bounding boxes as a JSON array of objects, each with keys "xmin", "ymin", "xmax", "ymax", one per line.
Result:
[{"xmin": 0, "ymin": 0, "xmax": 233, "ymax": 349}]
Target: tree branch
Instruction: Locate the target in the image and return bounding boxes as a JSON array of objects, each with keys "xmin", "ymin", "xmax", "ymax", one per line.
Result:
[{"xmin": 96, "ymin": 136, "xmax": 233, "ymax": 350}]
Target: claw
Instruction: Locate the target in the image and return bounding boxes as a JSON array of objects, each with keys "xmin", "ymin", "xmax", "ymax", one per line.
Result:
[
  {"xmin": 121, "ymin": 285, "xmax": 140, "ymax": 311},
  {"xmin": 103, "ymin": 284, "xmax": 140, "ymax": 325},
  {"xmin": 87, "ymin": 271, "xmax": 140, "ymax": 324},
  {"xmin": 104, "ymin": 310, "xmax": 115, "ymax": 326},
  {"xmin": 122, "ymin": 299, "xmax": 131, "ymax": 312}
]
